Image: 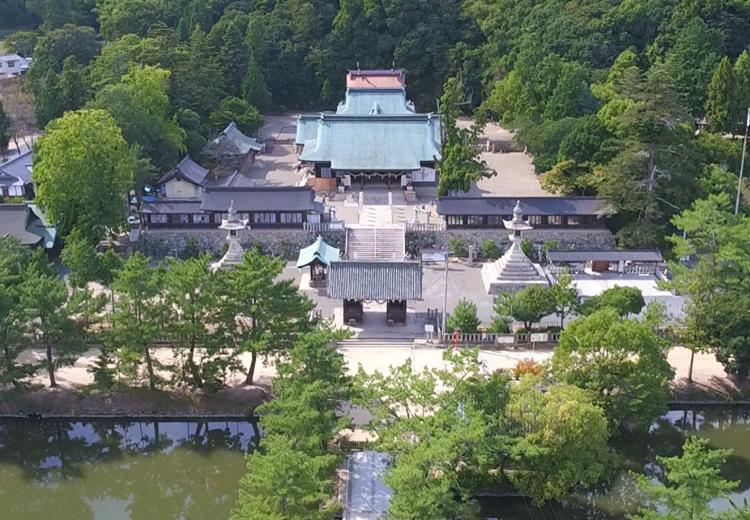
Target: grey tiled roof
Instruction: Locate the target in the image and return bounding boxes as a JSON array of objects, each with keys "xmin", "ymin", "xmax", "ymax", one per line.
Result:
[
  {"xmin": 204, "ymin": 122, "xmax": 263, "ymax": 156},
  {"xmin": 0, "ymin": 150, "xmax": 33, "ymax": 184},
  {"xmin": 0, "ymin": 203, "xmax": 56, "ymax": 248},
  {"xmin": 437, "ymin": 197, "xmax": 612, "ymax": 216},
  {"xmin": 327, "ymin": 261, "xmax": 423, "ymax": 301},
  {"xmin": 156, "ymin": 156, "xmax": 209, "ymax": 186},
  {"xmin": 547, "ymin": 249, "xmax": 663, "ymax": 263},
  {"xmin": 200, "ymin": 186, "xmax": 319, "ymax": 213},
  {"xmin": 140, "ymin": 200, "xmax": 203, "ymax": 214}
]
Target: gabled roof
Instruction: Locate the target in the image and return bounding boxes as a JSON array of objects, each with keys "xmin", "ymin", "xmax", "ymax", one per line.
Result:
[
  {"xmin": 0, "ymin": 203, "xmax": 56, "ymax": 248},
  {"xmin": 437, "ymin": 197, "xmax": 613, "ymax": 216},
  {"xmin": 327, "ymin": 261, "xmax": 423, "ymax": 301},
  {"xmin": 298, "ymin": 114, "xmax": 442, "ymax": 171},
  {"xmin": 345, "ymin": 451, "xmax": 393, "ymax": 520},
  {"xmin": 206, "ymin": 170, "xmax": 255, "ymax": 189},
  {"xmin": 347, "ymin": 69, "xmax": 406, "ymax": 90},
  {"xmin": 296, "ymin": 235, "xmax": 340, "ymax": 268},
  {"xmin": 156, "ymin": 156, "xmax": 209, "ymax": 187},
  {"xmin": 0, "ymin": 150, "xmax": 33, "ymax": 184},
  {"xmin": 204, "ymin": 122, "xmax": 263, "ymax": 156},
  {"xmin": 336, "ymin": 90, "xmax": 416, "ymax": 116},
  {"xmin": 140, "ymin": 200, "xmax": 203, "ymax": 214},
  {"xmin": 200, "ymin": 186, "xmax": 320, "ymax": 213}
]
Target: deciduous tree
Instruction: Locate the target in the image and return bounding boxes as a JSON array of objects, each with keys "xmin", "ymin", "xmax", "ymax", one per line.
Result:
[{"xmin": 33, "ymin": 109, "xmax": 134, "ymax": 242}]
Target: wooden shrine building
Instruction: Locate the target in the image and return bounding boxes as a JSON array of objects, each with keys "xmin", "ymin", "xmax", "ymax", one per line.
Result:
[
  {"xmin": 327, "ymin": 261, "xmax": 423, "ymax": 325},
  {"xmin": 296, "ymin": 235, "xmax": 341, "ymax": 287}
]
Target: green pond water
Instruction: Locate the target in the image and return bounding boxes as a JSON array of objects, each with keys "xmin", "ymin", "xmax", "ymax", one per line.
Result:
[{"xmin": 0, "ymin": 408, "xmax": 748, "ymax": 519}]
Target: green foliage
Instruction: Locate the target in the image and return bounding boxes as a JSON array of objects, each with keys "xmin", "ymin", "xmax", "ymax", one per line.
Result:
[
  {"xmin": 208, "ymin": 96, "xmax": 263, "ymax": 136},
  {"xmin": 97, "ymin": 0, "xmax": 169, "ymax": 40},
  {"xmin": 33, "ymin": 109, "xmax": 134, "ymax": 242},
  {"xmin": 19, "ymin": 252, "xmax": 86, "ymax": 387},
  {"xmin": 449, "ymin": 237, "xmax": 469, "ymax": 258},
  {"xmin": 706, "ymin": 57, "xmax": 736, "ymax": 133},
  {"xmin": 61, "ymin": 227, "xmax": 100, "ymax": 288},
  {"xmin": 506, "ymin": 380, "xmax": 609, "ymax": 504},
  {"xmin": 631, "ymin": 437, "xmax": 738, "ymax": 520},
  {"xmin": 224, "ymin": 248, "xmax": 314, "ymax": 384},
  {"xmin": 171, "ymin": 27, "xmax": 225, "ymax": 118},
  {"xmin": 437, "ymin": 77, "xmax": 491, "ymax": 195},
  {"xmin": 481, "ymin": 239, "xmax": 500, "ymax": 260},
  {"xmin": 494, "ymin": 285, "xmax": 555, "ymax": 331},
  {"xmin": 446, "ymin": 298, "xmax": 481, "ymax": 333},
  {"xmin": 520, "ymin": 238, "xmax": 534, "ymax": 259},
  {"xmin": 106, "ymin": 252, "xmax": 166, "ymax": 390},
  {"xmin": 232, "ymin": 434, "xmax": 338, "ymax": 520},
  {"xmin": 550, "ymin": 270, "xmax": 579, "ymax": 328},
  {"xmin": 89, "ymin": 65, "xmax": 186, "ymax": 172},
  {"xmin": 581, "ymin": 285, "xmax": 646, "ymax": 318},
  {"xmin": 553, "ymin": 308, "xmax": 673, "ymax": 430},
  {"xmin": 242, "ymin": 57, "xmax": 272, "ymax": 111},
  {"xmin": 666, "ymin": 194, "xmax": 750, "ymax": 378}
]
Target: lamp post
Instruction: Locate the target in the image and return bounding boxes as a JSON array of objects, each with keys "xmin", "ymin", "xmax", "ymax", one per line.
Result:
[{"xmin": 735, "ymin": 107, "xmax": 750, "ymax": 215}]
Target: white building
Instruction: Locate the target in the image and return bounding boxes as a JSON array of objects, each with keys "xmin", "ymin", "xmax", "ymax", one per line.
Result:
[{"xmin": 0, "ymin": 54, "xmax": 31, "ymax": 78}]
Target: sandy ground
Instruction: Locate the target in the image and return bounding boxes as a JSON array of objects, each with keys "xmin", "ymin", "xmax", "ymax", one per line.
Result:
[{"xmin": 14, "ymin": 342, "xmax": 740, "ymax": 403}]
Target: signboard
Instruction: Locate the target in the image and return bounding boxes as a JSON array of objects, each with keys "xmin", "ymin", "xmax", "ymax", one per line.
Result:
[
  {"xmin": 530, "ymin": 333, "xmax": 547, "ymax": 343},
  {"xmin": 421, "ymin": 250, "xmax": 448, "ymax": 263},
  {"xmin": 424, "ymin": 324, "xmax": 434, "ymax": 333}
]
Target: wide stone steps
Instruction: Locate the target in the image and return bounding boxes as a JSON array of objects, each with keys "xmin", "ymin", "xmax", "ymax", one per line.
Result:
[{"xmin": 346, "ymin": 226, "xmax": 405, "ymax": 261}]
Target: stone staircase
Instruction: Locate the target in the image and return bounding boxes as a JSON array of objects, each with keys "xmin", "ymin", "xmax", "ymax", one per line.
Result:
[{"xmin": 346, "ymin": 225, "xmax": 406, "ymax": 261}]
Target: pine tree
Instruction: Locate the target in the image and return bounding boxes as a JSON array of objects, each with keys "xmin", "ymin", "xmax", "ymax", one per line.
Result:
[
  {"xmin": 705, "ymin": 56, "xmax": 736, "ymax": 134},
  {"xmin": 0, "ymin": 102, "xmax": 10, "ymax": 153},
  {"xmin": 734, "ymin": 51, "xmax": 750, "ymax": 129}
]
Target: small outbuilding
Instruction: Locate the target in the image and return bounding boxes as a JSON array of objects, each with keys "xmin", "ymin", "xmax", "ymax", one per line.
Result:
[
  {"xmin": 0, "ymin": 203, "xmax": 56, "ymax": 249},
  {"xmin": 327, "ymin": 261, "xmax": 422, "ymax": 325},
  {"xmin": 202, "ymin": 122, "xmax": 263, "ymax": 175},
  {"xmin": 546, "ymin": 249, "xmax": 664, "ymax": 274},
  {"xmin": 296, "ymin": 235, "xmax": 341, "ymax": 287}
]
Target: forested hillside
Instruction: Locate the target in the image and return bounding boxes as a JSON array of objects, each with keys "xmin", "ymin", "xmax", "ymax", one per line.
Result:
[{"xmin": 3, "ymin": 0, "xmax": 750, "ymax": 246}]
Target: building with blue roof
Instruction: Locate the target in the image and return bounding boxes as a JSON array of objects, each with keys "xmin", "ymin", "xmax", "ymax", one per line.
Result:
[{"xmin": 296, "ymin": 69, "xmax": 441, "ymax": 186}]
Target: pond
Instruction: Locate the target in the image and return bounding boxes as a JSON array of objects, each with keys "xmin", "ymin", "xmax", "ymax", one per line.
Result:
[
  {"xmin": 1, "ymin": 408, "xmax": 749, "ymax": 519},
  {"xmin": 0, "ymin": 417, "xmax": 260, "ymax": 520},
  {"xmin": 481, "ymin": 406, "xmax": 750, "ymax": 519}
]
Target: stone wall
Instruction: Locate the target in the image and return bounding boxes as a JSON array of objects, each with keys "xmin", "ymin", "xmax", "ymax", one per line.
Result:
[
  {"xmin": 140, "ymin": 229, "xmax": 346, "ymax": 260},
  {"xmin": 406, "ymin": 228, "xmax": 615, "ymax": 257}
]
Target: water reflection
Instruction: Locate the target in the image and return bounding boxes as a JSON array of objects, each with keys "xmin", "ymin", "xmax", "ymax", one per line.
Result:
[
  {"xmin": 479, "ymin": 407, "xmax": 750, "ymax": 519},
  {"xmin": 0, "ymin": 417, "xmax": 260, "ymax": 520}
]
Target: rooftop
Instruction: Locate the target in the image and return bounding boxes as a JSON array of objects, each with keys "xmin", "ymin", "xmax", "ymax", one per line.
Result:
[
  {"xmin": 0, "ymin": 203, "xmax": 56, "ymax": 248},
  {"xmin": 156, "ymin": 156, "xmax": 209, "ymax": 187},
  {"xmin": 344, "ymin": 451, "xmax": 393, "ymax": 520},
  {"xmin": 297, "ymin": 235, "xmax": 341, "ymax": 268},
  {"xmin": 346, "ymin": 69, "xmax": 406, "ymax": 90},
  {"xmin": 328, "ymin": 261, "xmax": 423, "ymax": 301},
  {"xmin": 200, "ymin": 186, "xmax": 320, "ymax": 213},
  {"xmin": 0, "ymin": 150, "xmax": 33, "ymax": 184},
  {"xmin": 437, "ymin": 197, "xmax": 613, "ymax": 216},
  {"xmin": 547, "ymin": 249, "xmax": 664, "ymax": 263},
  {"xmin": 204, "ymin": 122, "xmax": 263, "ymax": 156}
]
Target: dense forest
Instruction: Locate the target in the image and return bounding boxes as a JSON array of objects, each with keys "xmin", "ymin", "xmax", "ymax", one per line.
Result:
[{"xmin": 2, "ymin": 0, "xmax": 750, "ymax": 247}]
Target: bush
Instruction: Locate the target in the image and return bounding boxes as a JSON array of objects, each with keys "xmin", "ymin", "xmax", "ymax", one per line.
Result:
[
  {"xmin": 481, "ymin": 239, "xmax": 501, "ymax": 260},
  {"xmin": 449, "ymin": 237, "xmax": 469, "ymax": 258},
  {"xmin": 521, "ymin": 238, "xmax": 535, "ymax": 260},
  {"xmin": 488, "ymin": 316, "xmax": 511, "ymax": 333},
  {"xmin": 180, "ymin": 237, "xmax": 201, "ymax": 260},
  {"xmin": 447, "ymin": 298, "xmax": 481, "ymax": 333},
  {"xmin": 513, "ymin": 358, "xmax": 543, "ymax": 379}
]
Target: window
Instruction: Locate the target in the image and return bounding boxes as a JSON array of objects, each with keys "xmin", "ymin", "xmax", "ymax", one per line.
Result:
[
  {"xmin": 446, "ymin": 216, "xmax": 463, "ymax": 226},
  {"xmin": 170, "ymin": 214, "xmax": 190, "ymax": 225},
  {"xmin": 193, "ymin": 213, "xmax": 210, "ymax": 224},
  {"xmin": 566, "ymin": 215, "xmax": 580, "ymax": 226},
  {"xmin": 466, "ymin": 215, "xmax": 483, "ymax": 226},
  {"xmin": 280, "ymin": 212, "xmax": 303, "ymax": 224},
  {"xmin": 548, "ymin": 215, "xmax": 562, "ymax": 226},
  {"xmin": 253, "ymin": 212, "xmax": 277, "ymax": 224},
  {"xmin": 487, "ymin": 215, "xmax": 504, "ymax": 227},
  {"xmin": 213, "ymin": 212, "xmax": 225, "ymax": 224},
  {"xmin": 150, "ymin": 214, "xmax": 168, "ymax": 224},
  {"xmin": 528, "ymin": 215, "xmax": 543, "ymax": 226}
]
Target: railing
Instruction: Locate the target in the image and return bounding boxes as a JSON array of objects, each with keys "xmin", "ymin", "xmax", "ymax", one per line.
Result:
[
  {"xmin": 441, "ymin": 331, "xmax": 560, "ymax": 346},
  {"xmin": 303, "ymin": 221, "xmax": 345, "ymax": 232},
  {"xmin": 406, "ymin": 222, "xmax": 447, "ymax": 232}
]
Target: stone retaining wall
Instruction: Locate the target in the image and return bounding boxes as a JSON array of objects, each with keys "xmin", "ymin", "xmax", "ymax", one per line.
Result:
[
  {"xmin": 141, "ymin": 229, "xmax": 346, "ymax": 260},
  {"xmin": 406, "ymin": 228, "xmax": 615, "ymax": 257}
]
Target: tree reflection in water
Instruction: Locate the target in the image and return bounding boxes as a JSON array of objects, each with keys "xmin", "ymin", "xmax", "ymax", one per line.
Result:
[{"xmin": 0, "ymin": 417, "xmax": 260, "ymax": 520}]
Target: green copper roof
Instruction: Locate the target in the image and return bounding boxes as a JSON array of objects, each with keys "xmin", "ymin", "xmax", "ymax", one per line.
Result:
[
  {"xmin": 336, "ymin": 89, "xmax": 415, "ymax": 115},
  {"xmin": 296, "ymin": 235, "xmax": 340, "ymax": 268},
  {"xmin": 298, "ymin": 114, "xmax": 441, "ymax": 171}
]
